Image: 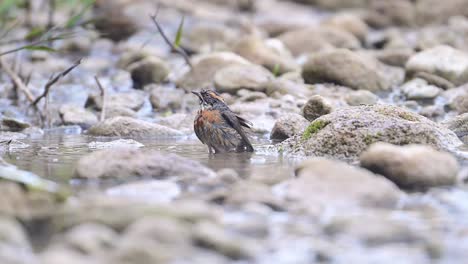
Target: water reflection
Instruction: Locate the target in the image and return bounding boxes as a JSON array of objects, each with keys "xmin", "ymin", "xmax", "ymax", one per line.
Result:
[{"xmin": 1, "ymin": 134, "xmax": 296, "ymax": 183}]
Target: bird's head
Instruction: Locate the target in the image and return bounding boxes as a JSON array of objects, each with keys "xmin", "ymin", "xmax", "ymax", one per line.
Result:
[{"xmin": 192, "ymin": 89, "xmax": 226, "ymax": 109}]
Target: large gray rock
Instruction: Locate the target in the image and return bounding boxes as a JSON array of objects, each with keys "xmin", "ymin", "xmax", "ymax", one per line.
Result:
[
  {"xmin": 74, "ymin": 148, "xmax": 216, "ymax": 179},
  {"xmin": 88, "ymin": 117, "xmax": 183, "ymax": 137},
  {"xmin": 302, "ymin": 49, "xmax": 404, "ymax": 92},
  {"xmin": 279, "ymin": 158, "xmax": 403, "ymax": 211},
  {"xmin": 270, "ymin": 113, "xmax": 309, "ymax": 141},
  {"xmin": 278, "ymin": 26, "xmax": 361, "ymax": 56},
  {"xmin": 401, "ymin": 78, "xmax": 442, "ymax": 100},
  {"xmin": 87, "ymin": 91, "xmax": 146, "ymax": 111},
  {"xmin": 181, "ymin": 23, "xmax": 238, "ymax": 53},
  {"xmin": 322, "ymin": 13, "xmax": 369, "ymax": 41},
  {"xmin": 176, "ymin": 52, "xmax": 250, "ymax": 89},
  {"xmin": 233, "ymin": 36, "xmax": 298, "ymax": 74},
  {"xmin": 345, "ymin": 90, "xmax": 379, "ymax": 106},
  {"xmin": 360, "ymin": 143, "xmax": 459, "ymax": 189},
  {"xmin": 279, "ymin": 105, "xmax": 462, "ymax": 161},
  {"xmin": 149, "ymin": 85, "xmax": 186, "ymax": 111},
  {"xmin": 59, "ymin": 105, "xmax": 98, "ymax": 129},
  {"xmin": 406, "ymin": 45, "xmax": 468, "ymax": 86},
  {"xmin": 214, "ymin": 64, "xmax": 274, "ymax": 94}
]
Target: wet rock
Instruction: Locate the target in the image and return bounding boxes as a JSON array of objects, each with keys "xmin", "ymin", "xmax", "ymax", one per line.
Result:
[
  {"xmin": 149, "ymin": 85, "xmax": 186, "ymax": 111},
  {"xmin": 64, "ymin": 223, "xmax": 118, "ymax": 255},
  {"xmin": 221, "ymin": 181, "xmax": 284, "ymax": 210},
  {"xmin": 278, "ymin": 26, "xmax": 360, "ymax": 56},
  {"xmin": 1, "ymin": 118, "xmax": 30, "ymax": 132},
  {"xmin": 443, "ymin": 113, "xmax": 468, "ymax": 142},
  {"xmin": 302, "ymin": 49, "xmax": 404, "ymax": 92},
  {"xmin": 360, "ymin": 143, "xmax": 459, "ymax": 189},
  {"xmin": 176, "ymin": 52, "xmax": 250, "ymax": 89},
  {"xmin": 214, "ymin": 64, "xmax": 273, "ymax": 94},
  {"xmin": 401, "ymin": 78, "xmax": 442, "ymax": 100},
  {"xmin": 128, "ymin": 57, "xmax": 170, "ymax": 88},
  {"xmin": 414, "ymin": 72, "xmax": 455, "ymax": 90},
  {"xmin": 419, "ymin": 105, "xmax": 445, "ymax": 120},
  {"xmin": 87, "ymin": 91, "xmax": 146, "ymax": 111},
  {"xmin": 238, "ymin": 90, "xmax": 267, "ymax": 102},
  {"xmin": 88, "ymin": 117, "xmax": 183, "ymax": 137},
  {"xmin": 59, "ymin": 105, "xmax": 98, "ymax": 129},
  {"xmin": 279, "ymin": 105, "xmax": 462, "ymax": 161},
  {"xmin": 270, "ymin": 113, "xmax": 309, "ymax": 141},
  {"xmin": 74, "ymin": 147, "xmax": 215, "ymax": 179},
  {"xmin": 106, "ymin": 180, "xmax": 181, "ymax": 202},
  {"xmin": 279, "ymin": 158, "xmax": 403, "ymax": 211},
  {"xmin": 345, "ymin": 90, "xmax": 379, "ymax": 106},
  {"xmin": 325, "ymin": 211, "xmax": 425, "ymax": 246},
  {"xmin": 182, "ymin": 23, "xmax": 238, "ymax": 53},
  {"xmin": 322, "ymin": 13, "xmax": 369, "ymax": 41},
  {"xmin": 192, "ymin": 221, "xmax": 260, "ymax": 259},
  {"xmin": 93, "ymin": 0, "xmax": 138, "ymax": 41},
  {"xmin": 233, "ymin": 35, "xmax": 297, "ymax": 74},
  {"xmin": 373, "ymin": 48, "xmax": 413, "ymax": 67},
  {"xmin": 88, "ymin": 139, "xmax": 144, "ymax": 149},
  {"xmin": 302, "ymin": 95, "xmax": 333, "ymax": 121},
  {"xmin": 105, "ymin": 106, "xmax": 137, "ymax": 119},
  {"xmin": 406, "ymin": 45, "xmax": 468, "ymax": 86}
]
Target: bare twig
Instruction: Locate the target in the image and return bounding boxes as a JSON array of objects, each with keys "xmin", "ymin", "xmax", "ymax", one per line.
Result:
[
  {"xmin": 0, "ymin": 58, "xmax": 36, "ymax": 103},
  {"xmin": 31, "ymin": 58, "xmax": 82, "ymax": 107},
  {"xmin": 149, "ymin": 12, "xmax": 192, "ymax": 68},
  {"xmin": 94, "ymin": 76, "xmax": 106, "ymax": 121}
]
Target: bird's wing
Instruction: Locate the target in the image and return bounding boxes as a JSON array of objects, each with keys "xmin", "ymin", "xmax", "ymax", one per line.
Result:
[
  {"xmin": 221, "ymin": 111, "xmax": 254, "ymax": 152},
  {"xmin": 236, "ymin": 115, "xmax": 253, "ymax": 128}
]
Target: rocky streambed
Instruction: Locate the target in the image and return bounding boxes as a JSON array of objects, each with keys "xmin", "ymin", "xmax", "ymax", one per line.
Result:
[{"xmin": 1, "ymin": 0, "xmax": 468, "ymax": 263}]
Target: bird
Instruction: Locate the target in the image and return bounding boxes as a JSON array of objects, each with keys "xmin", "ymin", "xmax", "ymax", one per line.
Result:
[{"xmin": 192, "ymin": 89, "xmax": 254, "ymax": 154}]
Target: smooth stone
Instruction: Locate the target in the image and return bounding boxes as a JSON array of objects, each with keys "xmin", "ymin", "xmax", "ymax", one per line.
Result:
[
  {"xmin": 401, "ymin": 78, "xmax": 442, "ymax": 100},
  {"xmin": 74, "ymin": 147, "xmax": 216, "ymax": 179},
  {"xmin": 360, "ymin": 143, "xmax": 459, "ymax": 189},
  {"xmin": 406, "ymin": 45, "xmax": 468, "ymax": 86},
  {"xmin": 302, "ymin": 49, "xmax": 404, "ymax": 92},
  {"xmin": 345, "ymin": 90, "xmax": 379, "ymax": 106},
  {"xmin": 88, "ymin": 117, "xmax": 183, "ymax": 137},
  {"xmin": 270, "ymin": 113, "xmax": 309, "ymax": 141}
]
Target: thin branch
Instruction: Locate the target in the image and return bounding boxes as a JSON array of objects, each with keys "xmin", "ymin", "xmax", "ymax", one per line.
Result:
[
  {"xmin": 94, "ymin": 76, "xmax": 106, "ymax": 121},
  {"xmin": 149, "ymin": 13, "xmax": 192, "ymax": 68},
  {"xmin": 0, "ymin": 58, "xmax": 36, "ymax": 103},
  {"xmin": 31, "ymin": 58, "xmax": 82, "ymax": 107}
]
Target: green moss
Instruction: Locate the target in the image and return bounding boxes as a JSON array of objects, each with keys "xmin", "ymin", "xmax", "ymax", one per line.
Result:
[{"xmin": 302, "ymin": 120, "xmax": 329, "ymax": 141}]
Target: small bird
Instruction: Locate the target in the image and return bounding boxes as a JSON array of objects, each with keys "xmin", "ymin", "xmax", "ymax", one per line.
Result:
[{"xmin": 192, "ymin": 89, "xmax": 254, "ymax": 154}]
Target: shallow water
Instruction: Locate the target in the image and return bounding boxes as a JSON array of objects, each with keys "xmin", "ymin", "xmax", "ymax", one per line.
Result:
[{"xmin": 2, "ymin": 134, "xmax": 297, "ymax": 186}]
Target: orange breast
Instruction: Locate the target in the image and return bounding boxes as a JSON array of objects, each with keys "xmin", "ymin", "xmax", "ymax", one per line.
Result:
[{"xmin": 199, "ymin": 109, "xmax": 222, "ymax": 123}]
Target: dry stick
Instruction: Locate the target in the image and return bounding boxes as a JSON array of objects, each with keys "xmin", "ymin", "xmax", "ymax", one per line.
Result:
[
  {"xmin": 94, "ymin": 76, "xmax": 106, "ymax": 121},
  {"xmin": 31, "ymin": 58, "xmax": 83, "ymax": 107},
  {"xmin": 149, "ymin": 14, "xmax": 192, "ymax": 69},
  {"xmin": 0, "ymin": 58, "xmax": 36, "ymax": 103}
]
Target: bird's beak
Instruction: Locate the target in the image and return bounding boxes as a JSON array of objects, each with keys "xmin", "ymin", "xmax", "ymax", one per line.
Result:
[{"xmin": 191, "ymin": 91, "xmax": 202, "ymax": 101}]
